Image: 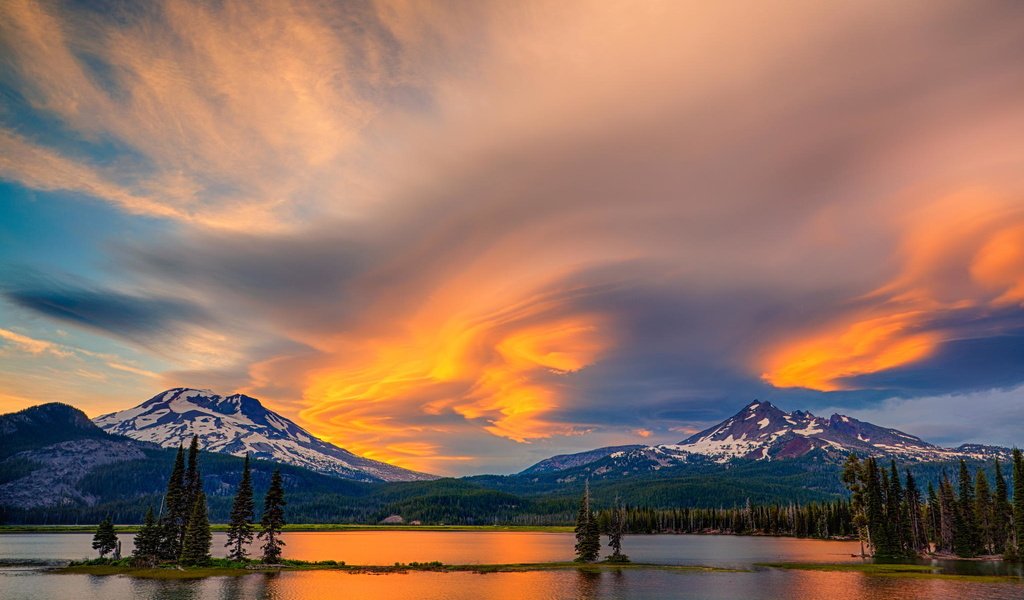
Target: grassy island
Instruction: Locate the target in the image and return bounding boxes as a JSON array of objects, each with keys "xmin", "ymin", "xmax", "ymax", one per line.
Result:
[{"xmin": 54, "ymin": 557, "xmax": 740, "ymax": 579}]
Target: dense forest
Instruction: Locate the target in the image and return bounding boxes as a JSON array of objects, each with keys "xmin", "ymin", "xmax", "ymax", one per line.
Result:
[
  {"xmin": 594, "ymin": 501, "xmax": 855, "ymax": 539},
  {"xmin": 842, "ymin": 451, "xmax": 1024, "ymax": 559}
]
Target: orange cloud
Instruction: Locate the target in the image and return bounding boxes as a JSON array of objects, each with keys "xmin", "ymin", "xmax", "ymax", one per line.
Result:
[
  {"xmin": 971, "ymin": 224, "xmax": 1024, "ymax": 305},
  {"xmin": 294, "ymin": 288, "xmax": 610, "ymax": 471},
  {"xmin": 762, "ymin": 193, "xmax": 1024, "ymax": 391},
  {"xmin": 761, "ymin": 311, "xmax": 939, "ymax": 391}
]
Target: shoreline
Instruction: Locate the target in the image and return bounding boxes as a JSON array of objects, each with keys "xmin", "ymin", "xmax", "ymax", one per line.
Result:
[
  {"xmin": 45, "ymin": 559, "xmax": 1024, "ymax": 582},
  {"xmin": 758, "ymin": 562, "xmax": 1023, "ymax": 584},
  {"xmin": 0, "ymin": 524, "xmax": 856, "ymax": 539}
]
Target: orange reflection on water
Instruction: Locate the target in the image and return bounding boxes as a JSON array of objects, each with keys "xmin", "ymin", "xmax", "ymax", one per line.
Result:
[{"xmin": 276, "ymin": 531, "xmax": 571, "ymax": 565}]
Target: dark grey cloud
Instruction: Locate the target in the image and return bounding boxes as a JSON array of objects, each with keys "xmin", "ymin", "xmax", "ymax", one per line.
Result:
[{"xmin": 3, "ymin": 279, "xmax": 207, "ymax": 342}]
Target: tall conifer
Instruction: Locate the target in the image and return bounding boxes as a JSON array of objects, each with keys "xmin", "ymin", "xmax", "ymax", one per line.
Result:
[
  {"xmin": 886, "ymin": 461, "xmax": 911, "ymax": 556},
  {"xmin": 226, "ymin": 454, "xmax": 256, "ymax": 561},
  {"xmin": 160, "ymin": 445, "xmax": 188, "ymax": 558},
  {"xmin": 180, "ymin": 490, "xmax": 212, "ymax": 566},
  {"xmin": 925, "ymin": 482, "xmax": 940, "ymax": 550},
  {"xmin": 574, "ymin": 480, "xmax": 600, "ymax": 562},
  {"xmin": 904, "ymin": 470, "xmax": 925, "ymax": 554},
  {"xmin": 184, "ymin": 435, "xmax": 201, "ymax": 517},
  {"xmin": 842, "ymin": 454, "xmax": 868, "ymax": 556},
  {"xmin": 259, "ymin": 469, "xmax": 287, "ymax": 563},
  {"xmin": 864, "ymin": 458, "xmax": 895, "ymax": 557},
  {"xmin": 993, "ymin": 459, "xmax": 1011, "ymax": 555},
  {"xmin": 974, "ymin": 470, "xmax": 993, "ymax": 555},
  {"xmin": 938, "ymin": 474, "xmax": 956, "ymax": 553},
  {"xmin": 606, "ymin": 495, "xmax": 628, "ymax": 562},
  {"xmin": 953, "ymin": 459, "xmax": 979, "ymax": 557},
  {"xmin": 1012, "ymin": 448, "xmax": 1024, "ymax": 558}
]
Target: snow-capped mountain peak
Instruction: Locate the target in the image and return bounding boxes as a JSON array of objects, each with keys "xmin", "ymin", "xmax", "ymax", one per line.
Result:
[
  {"xmin": 666, "ymin": 399, "xmax": 973, "ymax": 462},
  {"xmin": 519, "ymin": 399, "xmax": 1013, "ymax": 475},
  {"xmin": 93, "ymin": 388, "xmax": 435, "ymax": 482}
]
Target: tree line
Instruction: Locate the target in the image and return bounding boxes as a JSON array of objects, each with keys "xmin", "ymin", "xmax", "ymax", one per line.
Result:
[
  {"xmin": 593, "ymin": 499, "xmax": 854, "ymax": 539},
  {"xmin": 91, "ymin": 436, "xmax": 288, "ymax": 565},
  {"xmin": 843, "ymin": 450, "xmax": 1024, "ymax": 559}
]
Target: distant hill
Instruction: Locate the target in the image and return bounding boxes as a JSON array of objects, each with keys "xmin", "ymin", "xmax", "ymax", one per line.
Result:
[
  {"xmin": 1, "ymin": 403, "xmax": 113, "ymax": 459},
  {"xmin": 0, "ymin": 403, "xmax": 154, "ymax": 509},
  {"xmin": 521, "ymin": 445, "xmax": 646, "ymax": 475}
]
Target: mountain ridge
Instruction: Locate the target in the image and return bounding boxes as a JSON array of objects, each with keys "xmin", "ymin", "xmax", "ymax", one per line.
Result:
[
  {"xmin": 520, "ymin": 399, "xmax": 1014, "ymax": 475},
  {"xmin": 93, "ymin": 388, "xmax": 436, "ymax": 483}
]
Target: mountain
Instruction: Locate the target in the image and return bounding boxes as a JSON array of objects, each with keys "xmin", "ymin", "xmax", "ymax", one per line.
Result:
[
  {"xmin": 93, "ymin": 388, "xmax": 435, "ymax": 483},
  {"xmin": 1, "ymin": 402, "xmax": 113, "ymax": 459},
  {"xmin": 519, "ymin": 400, "xmax": 1014, "ymax": 475},
  {"xmin": 521, "ymin": 445, "xmax": 646, "ymax": 475},
  {"xmin": 0, "ymin": 403, "xmax": 153, "ymax": 508}
]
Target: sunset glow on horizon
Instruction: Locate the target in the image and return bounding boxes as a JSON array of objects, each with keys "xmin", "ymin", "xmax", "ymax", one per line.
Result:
[{"xmin": 2, "ymin": 0, "xmax": 1024, "ymax": 474}]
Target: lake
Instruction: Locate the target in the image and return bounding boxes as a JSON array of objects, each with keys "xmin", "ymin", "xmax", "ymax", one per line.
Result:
[{"xmin": 1, "ymin": 532, "xmax": 1021, "ymax": 599}]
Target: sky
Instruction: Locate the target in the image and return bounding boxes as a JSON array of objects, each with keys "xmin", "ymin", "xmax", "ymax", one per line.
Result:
[{"xmin": 2, "ymin": 0, "xmax": 1024, "ymax": 475}]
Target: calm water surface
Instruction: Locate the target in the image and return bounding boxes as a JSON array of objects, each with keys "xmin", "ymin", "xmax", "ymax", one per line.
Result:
[
  {"xmin": 0, "ymin": 531, "xmax": 867, "ymax": 566},
  {"xmin": 1, "ymin": 532, "xmax": 1021, "ymax": 599}
]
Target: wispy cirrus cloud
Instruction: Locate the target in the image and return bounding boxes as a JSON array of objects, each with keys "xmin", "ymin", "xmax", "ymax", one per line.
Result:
[
  {"xmin": 0, "ymin": 327, "xmax": 70, "ymax": 357},
  {"xmin": 0, "ymin": 0, "xmax": 486, "ymax": 229}
]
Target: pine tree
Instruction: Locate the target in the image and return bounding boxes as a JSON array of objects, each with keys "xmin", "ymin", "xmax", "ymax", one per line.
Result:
[
  {"xmin": 974, "ymin": 469, "xmax": 994, "ymax": 555},
  {"xmin": 225, "ymin": 454, "xmax": 256, "ymax": 561},
  {"xmin": 904, "ymin": 470, "xmax": 926, "ymax": 554},
  {"xmin": 180, "ymin": 490, "xmax": 212, "ymax": 566},
  {"xmin": 606, "ymin": 495, "xmax": 628, "ymax": 562},
  {"xmin": 1012, "ymin": 448, "xmax": 1024, "ymax": 558},
  {"xmin": 184, "ymin": 435, "xmax": 201, "ymax": 520},
  {"xmin": 953, "ymin": 459, "xmax": 979, "ymax": 557},
  {"xmin": 925, "ymin": 482, "xmax": 940, "ymax": 551},
  {"xmin": 160, "ymin": 445, "xmax": 188, "ymax": 559},
  {"xmin": 133, "ymin": 506, "xmax": 162, "ymax": 561},
  {"xmin": 842, "ymin": 454, "xmax": 868, "ymax": 556},
  {"xmin": 92, "ymin": 516, "xmax": 118, "ymax": 558},
  {"xmin": 993, "ymin": 459, "xmax": 1011, "ymax": 556},
  {"xmin": 574, "ymin": 480, "xmax": 600, "ymax": 562},
  {"xmin": 259, "ymin": 469, "xmax": 287, "ymax": 563},
  {"xmin": 864, "ymin": 458, "xmax": 893, "ymax": 557},
  {"xmin": 886, "ymin": 461, "xmax": 911, "ymax": 556},
  {"xmin": 938, "ymin": 474, "xmax": 956, "ymax": 553}
]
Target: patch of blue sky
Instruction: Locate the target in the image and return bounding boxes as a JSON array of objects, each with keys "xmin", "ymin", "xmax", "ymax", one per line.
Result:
[
  {"xmin": 0, "ymin": 181, "xmax": 169, "ymax": 279},
  {"xmin": 0, "ymin": 182, "xmax": 172, "ymax": 376}
]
